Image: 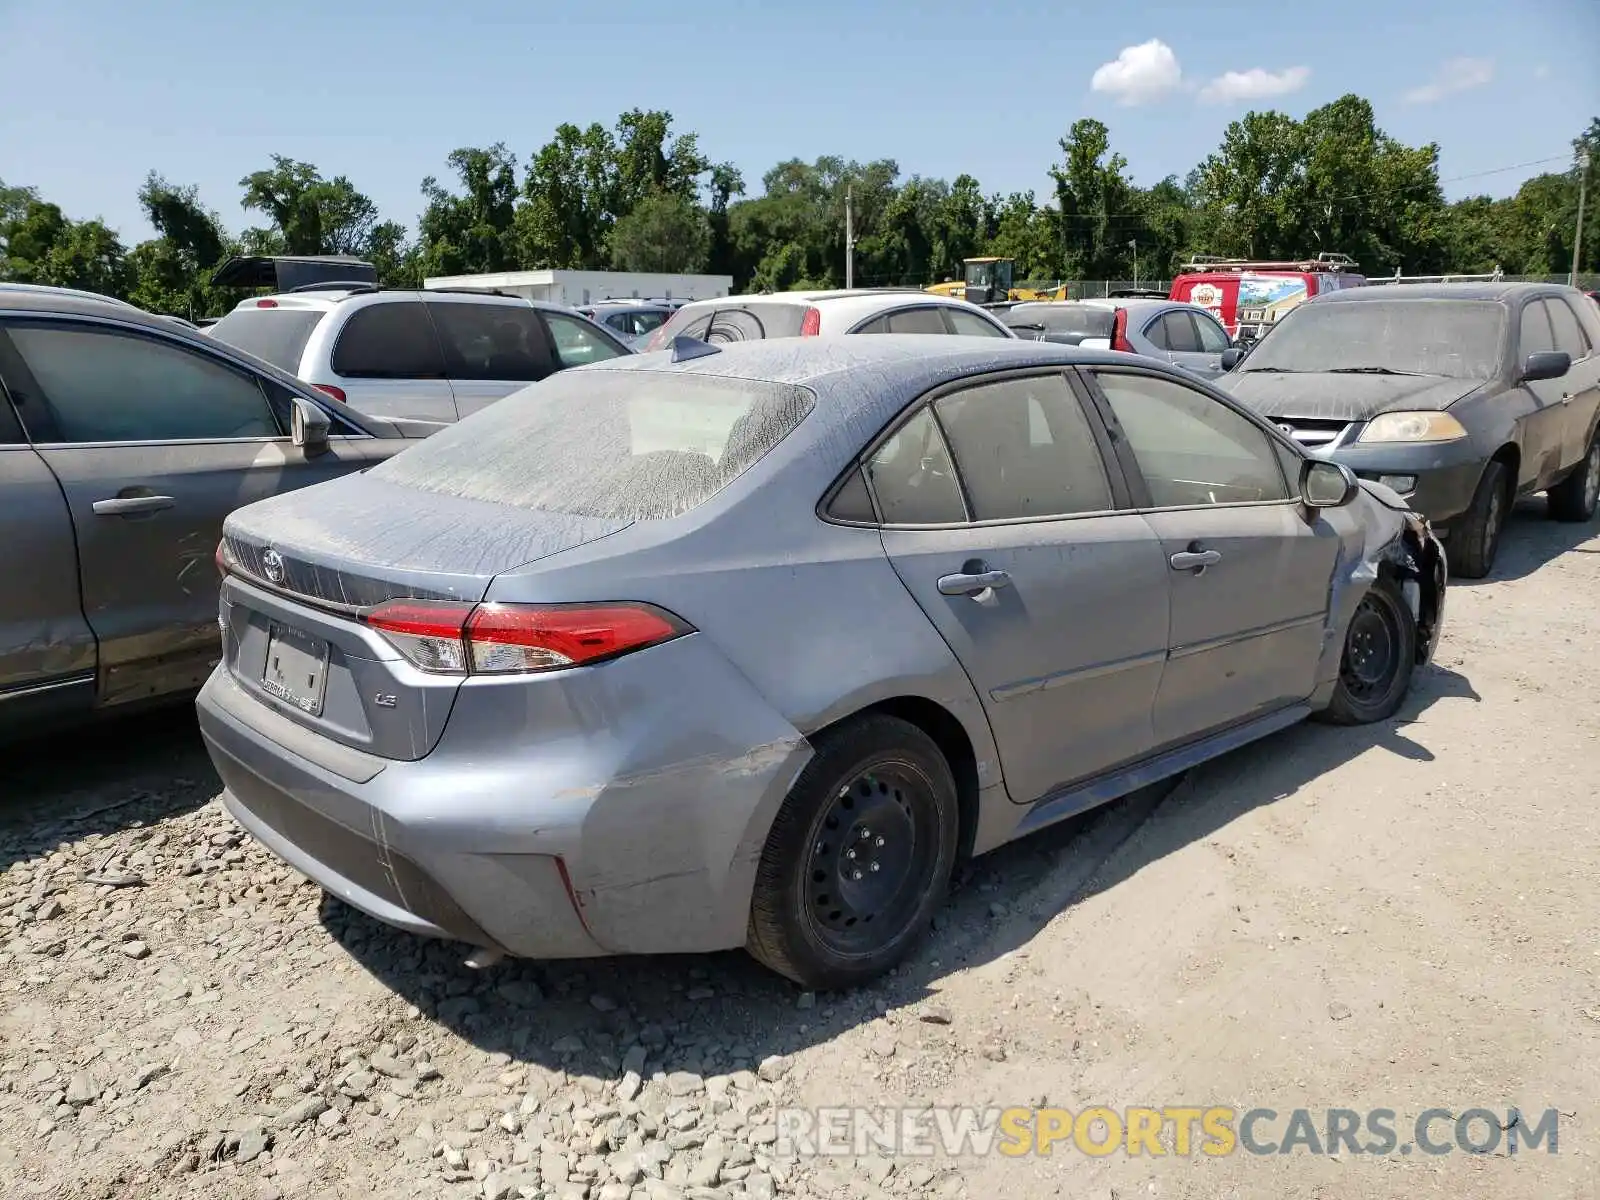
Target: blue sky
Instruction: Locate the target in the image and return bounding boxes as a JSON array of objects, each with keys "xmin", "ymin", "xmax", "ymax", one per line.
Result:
[{"xmin": 1, "ymin": 0, "xmax": 1594, "ymax": 244}]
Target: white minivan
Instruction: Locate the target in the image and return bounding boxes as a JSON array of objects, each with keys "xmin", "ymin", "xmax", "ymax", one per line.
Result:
[{"xmin": 207, "ymin": 287, "xmax": 632, "ymax": 424}]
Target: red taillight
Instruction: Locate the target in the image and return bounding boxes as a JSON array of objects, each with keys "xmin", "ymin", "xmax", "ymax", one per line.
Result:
[
  {"xmin": 314, "ymin": 384, "xmax": 346, "ymax": 403},
  {"xmin": 361, "ymin": 600, "xmax": 691, "ymax": 676},
  {"xmin": 256, "ymin": 298, "xmax": 278, "ymax": 308},
  {"xmin": 799, "ymin": 307, "xmax": 821, "ymax": 337},
  {"xmin": 1111, "ymin": 307, "xmax": 1132, "ymax": 353}
]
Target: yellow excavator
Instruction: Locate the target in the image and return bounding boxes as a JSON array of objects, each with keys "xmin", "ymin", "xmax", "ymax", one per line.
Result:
[{"xmin": 925, "ymin": 257, "xmax": 1068, "ymax": 306}]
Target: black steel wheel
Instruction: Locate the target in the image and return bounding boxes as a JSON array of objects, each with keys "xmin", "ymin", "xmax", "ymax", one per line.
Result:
[
  {"xmin": 747, "ymin": 715, "xmax": 958, "ymax": 990},
  {"xmin": 1320, "ymin": 576, "xmax": 1417, "ymax": 725}
]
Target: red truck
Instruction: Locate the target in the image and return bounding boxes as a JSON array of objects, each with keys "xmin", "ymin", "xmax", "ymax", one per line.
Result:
[{"xmin": 1169, "ymin": 253, "xmax": 1365, "ymax": 341}]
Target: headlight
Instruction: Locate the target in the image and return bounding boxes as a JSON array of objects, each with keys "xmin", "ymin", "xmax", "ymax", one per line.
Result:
[{"xmin": 1356, "ymin": 411, "xmax": 1468, "ymax": 444}]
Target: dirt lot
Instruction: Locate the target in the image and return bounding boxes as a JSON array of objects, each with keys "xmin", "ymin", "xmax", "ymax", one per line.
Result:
[{"xmin": 2, "ymin": 501, "xmax": 1597, "ymax": 1200}]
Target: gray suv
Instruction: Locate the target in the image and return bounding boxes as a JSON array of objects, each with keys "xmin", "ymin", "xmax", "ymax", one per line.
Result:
[
  {"xmin": 207, "ymin": 288, "xmax": 632, "ymax": 424},
  {"xmin": 0, "ymin": 288, "xmax": 422, "ymax": 735}
]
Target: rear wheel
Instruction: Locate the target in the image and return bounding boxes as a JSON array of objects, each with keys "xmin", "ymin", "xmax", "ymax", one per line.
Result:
[
  {"xmin": 1547, "ymin": 435, "xmax": 1600, "ymax": 523},
  {"xmin": 1318, "ymin": 576, "xmax": 1417, "ymax": 725},
  {"xmin": 747, "ymin": 715, "xmax": 958, "ymax": 991},
  {"xmin": 1450, "ymin": 460, "xmax": 1511, "ymax": 579}
]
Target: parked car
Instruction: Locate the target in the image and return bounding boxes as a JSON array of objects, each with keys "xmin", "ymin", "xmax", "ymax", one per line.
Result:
[
  {"xmin": 1171, "ymin": 254, "xmax": 1366, "ymax": 341},
  {"xmin": 999, "ymin": 299, "xmax": 1235, "ymax": 379},
  {"xmin": 206, "ymin": 287, "xmax": 632, "ymax": 424},
  {"xmin": 1217, "ymin": 282, "xmax": 1600, "ymax": 578},
  {"xmin": 0, "ymin": 282, "xmax": 141, "ymax": 309},
  {"xmin": 0, "ymin": 290, "xmax": 431, "ymax": 736},
  {"xmin": 199, "ymin": 336, "xmax": 1445, "ymax": 990},
  {"xmin": 640, "ymin": 290, "xmax": 1015, "ymax": 349},
  {"xmin": 577, "ymin": 301, "xmax": 675, "ymax": 347}
]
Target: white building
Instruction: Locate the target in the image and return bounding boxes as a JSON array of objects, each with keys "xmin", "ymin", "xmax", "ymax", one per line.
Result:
[{"xmin": 422, "ymin": 269, "xmax": 732, "ymax": 308}]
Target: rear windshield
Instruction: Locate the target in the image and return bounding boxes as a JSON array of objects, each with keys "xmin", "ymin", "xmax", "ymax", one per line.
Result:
[
  {"xmin": 368, "ymin": 368, "xmax": 815, "ymax": 520},
  {"xmin": 207, "ymin": 308, "xmax": 325, "ymax": 372},
  {"xmin": 999, "ymin": 304, "xmax": 1114, "ymax": 338},
  {"xmin": 644, "ymin": 303, "xmax": 811, "ymax": 350},
  {"xmin": 1238, "ymin": 299, "xmax": 1505, "ymax": 379}
]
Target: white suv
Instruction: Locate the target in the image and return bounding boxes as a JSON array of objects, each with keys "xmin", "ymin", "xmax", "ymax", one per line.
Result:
[
  {"xmin": 207, "ymin": 287, "xmax": 632, "ymax": 424},
  {"xmin": 641, "ymin": 289, "xmax": 1015, "ymax": 349}
]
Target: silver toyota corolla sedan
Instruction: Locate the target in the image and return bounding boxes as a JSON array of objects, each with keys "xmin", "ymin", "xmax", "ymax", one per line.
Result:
[{"xmin": 198, "ymin": 337, "xmax": 1446, "ymax": 990}]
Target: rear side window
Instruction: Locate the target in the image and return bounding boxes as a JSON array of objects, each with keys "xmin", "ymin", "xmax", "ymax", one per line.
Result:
[
  {"xmin": 5, "ymin": 323, "xmax": 280, "ymax": 443},
  {"xmin": 206, "ymin": 307, "xmax": 325, "ymax": 372},
  {"xmin": 543, "ymin": 312, "xmax": 626, "ymax": 368},
  {"xmin": 933, "ymin": 375, "xmax": 1112, "ymax": 519},
  {"xmin": 428, "ymin": 302, "xmax": 549, "ymax": 381},
  {"xmin": 368, "ymin": 369, "xmax": 813, "ymax": 520},
  {"xmin": 1544, "ymin": 299, "xmax": 1591, "ymax": 360},
  {"xmin": 1158, "ymin": 311, "xmax": 1201, "ymax": 352},
  {"xmin": 331, "ymin": 302, "xmax": 446, "ymax": 378},
  {"xmin": 880, "ymin": 307, "xmax": 950, "ymax": 335},
  {"xmin": 864, "ymin": 408, "xmax": 966, "ymax": 524}
]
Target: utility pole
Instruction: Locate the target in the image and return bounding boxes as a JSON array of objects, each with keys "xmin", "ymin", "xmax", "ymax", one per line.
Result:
[
  {"xmin": 845, "ymin": 185, "xmax": 855, "ymax": 290},
  {"xmin": 1573, "ymin": 152, "xmax": 1591, "ymax": 288},
  {"xmin": 1128, "ymin": 239, "xmax": 1138, "ymax": 290}
]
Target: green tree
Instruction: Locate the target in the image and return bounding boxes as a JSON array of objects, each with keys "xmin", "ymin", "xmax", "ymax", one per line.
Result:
[
  {"xmin": 238, "ymin": 155, "xmax": 381, "ymax": 256},
  {"xmin": 609, "ymin": 191, "xmax": 711, "ymax": 273},
  {"xmin": 518, "ymin": 121, "xmax": 620, "ymax": 269},
  {"xmin": 126, "ymin": 173, "xmax": 229, "ymax": 317},
  {"xmin": 417, "ymin": 144, "xmax": 520, "ymax": 278},
  {"xmin": 1051, "ymin": 119, "xmax": 1136, "ymax": 278}
]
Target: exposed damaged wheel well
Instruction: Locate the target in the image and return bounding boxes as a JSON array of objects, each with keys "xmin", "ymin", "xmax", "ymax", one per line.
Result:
[
  {"xmin": 824, "ymin": 696, "xmax": 981, "ymax": 866},
  {"xmin": 1383, "ymin": 519, "xmax": 1447, "ymax": 665}
]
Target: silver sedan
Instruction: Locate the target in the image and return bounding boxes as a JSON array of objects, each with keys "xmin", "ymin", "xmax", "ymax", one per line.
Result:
[{"xmin": 1001, "ymin": 298, "xmax": 1237, "ymax": 379}]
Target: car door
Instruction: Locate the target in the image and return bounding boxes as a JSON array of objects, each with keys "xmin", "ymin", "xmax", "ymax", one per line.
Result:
[
  {"xmin": 427, "ymin": 300, "xmax": 556, "ymax": 418},
  {"xmin": 0, "ymin": 317, "xmax": 378, "ymax": 706},
  {"xmin": 867, "ymin": 371, "xmax": 1172, "ymax": 803},
  {"xmin": 1544, "ymin": 296, "xmax": 1600, "ymax": 464},
  {"xmin": 1512, "ymin": 299, "xmax": 1571, "ymax": 489},
  {"xmin": 0, "ymin": 384, "xmax": 97, "ymax": 724},
  {"xmin": 1081, "ymin": 366, "xmax": 1338, "ymax": 748},
  {"xmin": 1188, "ymin": 309, "xmax": 1232, "ymax": 379},
  {"xmin": 325, "ymin": 300, "xmax": 457, "ymax": 423}
]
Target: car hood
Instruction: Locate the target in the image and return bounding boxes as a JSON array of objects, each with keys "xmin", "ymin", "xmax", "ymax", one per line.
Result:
[{"xmin": 1220, "ymin": 372, "xmax": 1487, "ymax": 421}]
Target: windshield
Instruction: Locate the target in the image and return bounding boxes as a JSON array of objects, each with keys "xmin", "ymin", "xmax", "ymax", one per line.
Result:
[
  {"xmin": 1238, "ymin": 300, "xmax": 1505, "ymax": 379},
  {"xmin": 207, "ymin": 308, "xmax": 326, "ymax": 372},
  {"xmin": 368, "ymin": 368, "xmax": 815, "ymax": 521}
]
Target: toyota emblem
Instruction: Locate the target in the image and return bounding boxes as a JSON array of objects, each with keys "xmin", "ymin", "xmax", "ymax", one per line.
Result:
[{"xmin": 261, "ymin": 549, "xmax": 285, "ymax": 585}]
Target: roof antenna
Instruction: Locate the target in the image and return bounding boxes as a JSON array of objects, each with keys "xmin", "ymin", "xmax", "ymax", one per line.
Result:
[{"xmin": 669, "ymin": 335, "xmax": 721, "ymax": 363}]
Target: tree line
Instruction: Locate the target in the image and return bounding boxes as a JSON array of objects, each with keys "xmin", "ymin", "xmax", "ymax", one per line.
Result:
[{"xmin": 2, "ymin": 97, "xmax": 1595, "ymax": 320}]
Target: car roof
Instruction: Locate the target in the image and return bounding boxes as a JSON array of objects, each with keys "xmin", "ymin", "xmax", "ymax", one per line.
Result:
[
  {"xmin": 0, "ymin": 282, "xmax": 140, "ymax": 309},
  {"xmin": 1316, "ymin": 281, "xmax": 1575, "ymax": 304},
  {"xmin": 672, "ymin": 289, "xmax": 933, "ymax": 309},
  {"xmin": 224, "ymin": 288, "xmax": 571, "ymax": 314}
]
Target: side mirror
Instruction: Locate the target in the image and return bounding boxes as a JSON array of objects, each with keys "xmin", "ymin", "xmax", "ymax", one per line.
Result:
[
  {"xmin": 291, "ymin": 396, "xmax": 331, "ymax": 454},
  {"xmin": 1519, "ymin": 350, "xmax": 1571, "ymax": 383},
  {"xmin": 1301, "ymin": 459, "xmax": 1360, "ymax": 508},
  {"xmin": 1220, "ymin": 347, "xmax": 1244, "ymax": 371}
]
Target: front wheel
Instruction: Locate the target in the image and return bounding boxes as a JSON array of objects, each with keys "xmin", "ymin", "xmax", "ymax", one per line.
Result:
[
  {"xmin": 746, "ymin": 715, "xmax": 959, "ymax": 991},
  {"xmin": 1318, "ymin": 576, "xmax": 1418, "ymax": 725},
  {"xmin": 1547, "ymin": 436, "xmax": 1600, "ymax": 523}
]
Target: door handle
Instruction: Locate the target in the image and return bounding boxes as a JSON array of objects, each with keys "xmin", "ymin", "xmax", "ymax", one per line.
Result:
[
  {"xmin": 1169, "ymin": 549, "xmax": 1222, "ymax": 572},
  {"xmin": 92, "ymin": 495, "xmax": 176, "ymax": 516},
  {"xmin": 937, "ymin": 569, "xmax": 1012, "ymax": 596}
]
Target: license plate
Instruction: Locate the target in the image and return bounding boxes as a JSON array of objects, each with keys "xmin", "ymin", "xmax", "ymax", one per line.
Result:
[{"xmin": 262, "ymin": 623, "xmax": 330, "ymax": 716}]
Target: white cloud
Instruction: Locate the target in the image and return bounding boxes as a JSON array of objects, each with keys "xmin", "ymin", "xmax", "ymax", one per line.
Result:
[
  {"xmin": 1403, "ymin": 57, "xmax": 1495, "ymax": 104},
  {"xmin": 1533, "ymin": 64, "xmax": 1551, "ymax": 80},
  {"xmin": 1090, "ymin": 40, "xmax": 1183, "ymax": 106},
  {"xmin": 1198, "ymin": 65, "xmax": 1312, "ymax": 105}
]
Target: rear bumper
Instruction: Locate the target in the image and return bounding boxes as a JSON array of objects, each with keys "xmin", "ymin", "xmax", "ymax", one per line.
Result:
[{"xmin": 196, "ymin": 645, "xmax": 812, "ymax": 960}]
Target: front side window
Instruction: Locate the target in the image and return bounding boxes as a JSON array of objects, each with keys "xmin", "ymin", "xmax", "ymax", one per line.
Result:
[
  {"xmin": 5, "ymin": 323, "xmax": 280, "ymax": 443},
  {"xmin": 1544, "ymin": 299, "xmax": 1591, "ymax": 361},
  {"xmin": 933, "ymin": 375, "xmax": 1113, "ymax": 520},
  {"xmin": 1519, "ymin": 302, "xmax": 1555, "ymax": 358},
  {"xmin": 1092, "ymin": 370, "xmax": 1289, "ymax": 507},
  {"xmin": 864, "ymin": 408, "xmax": 966, "ymax": 524},
  {"xmin": 1193, "ymin": 312, "xmax": 1231, "ymax": 352},
  {"xmin": 428, "ymin": 302, "xmax": 548, "ymax": 381},
  {"xmin": 331, "ymin": 302, "xmax": 446, "ymax": 378},
  {"xmin": 945, "ymin": 308, "xmax": 1009, "ymax": 337},
  {"xmin": 543, "ymin": 313, "xmax": 627, "ymax": 368}
]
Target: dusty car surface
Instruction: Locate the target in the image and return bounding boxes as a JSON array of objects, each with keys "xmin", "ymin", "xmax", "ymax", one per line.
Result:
[
  {"xmin": 0, "ymin": 290, "xmax": 429, "ymax": 736},
  {"xmin": 1218, "ymin": 282, "xmax": 1600, "ymax": 578},
  {"xmin": 198, "ymin": 336, "xmax": 1446, "ymax": 990}
]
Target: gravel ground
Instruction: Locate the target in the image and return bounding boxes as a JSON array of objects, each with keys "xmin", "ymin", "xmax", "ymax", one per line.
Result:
[{"xmin": 2, "ymin": 500, "xmax": 1597, "ymax": 1200}]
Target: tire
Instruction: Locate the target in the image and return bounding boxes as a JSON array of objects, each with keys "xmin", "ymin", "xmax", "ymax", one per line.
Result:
[
  {"xmin": 1547, "ymin": 434, "xmax": 1600, "ymax": 523},
  {"xmin": 1450, "ymin": 459, "xmax": 1511, "ymax": 579},
  {"xmin": 1318, "ymin": 575, "xmax": 1418, "ymax": 726},
  {"xmin": 746, "ymin": 714, "xmax": 959, "ymax": 991}
]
